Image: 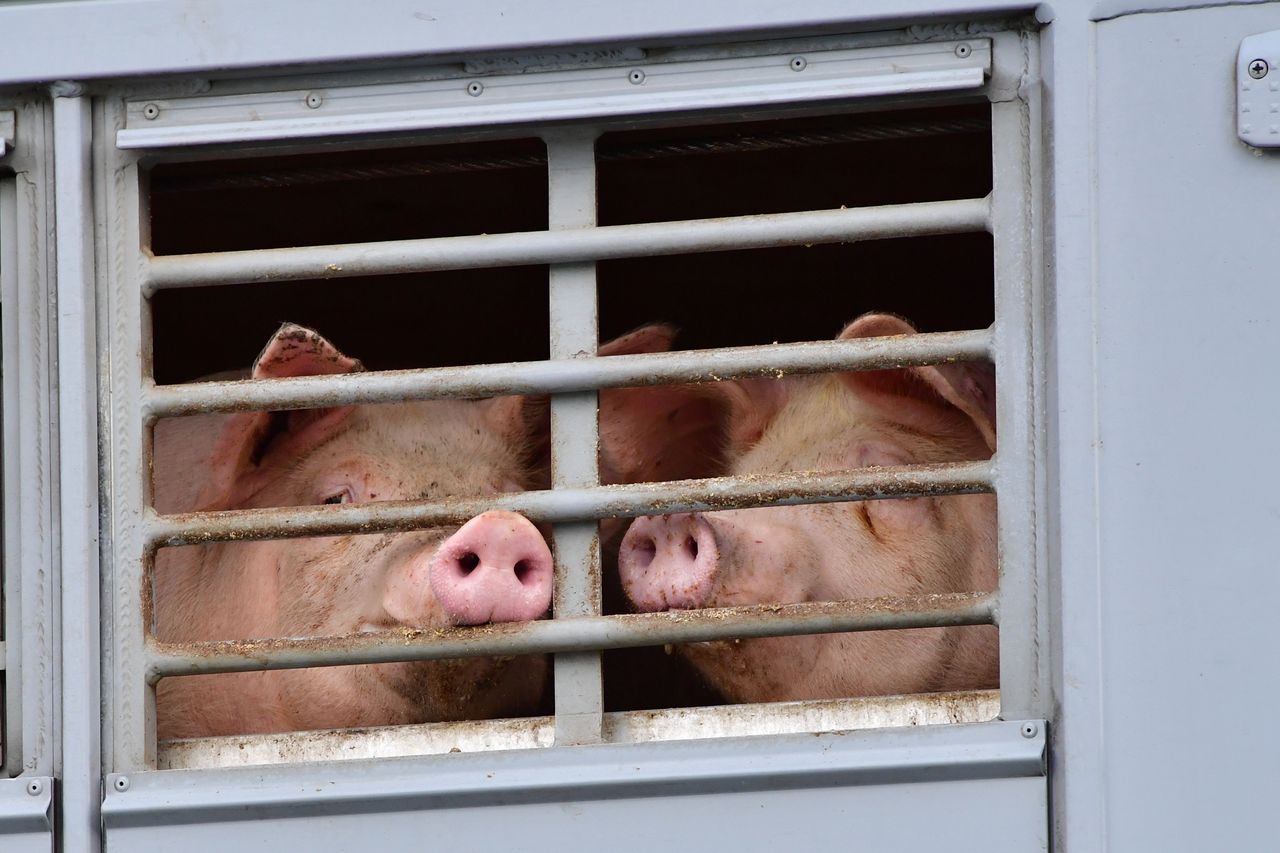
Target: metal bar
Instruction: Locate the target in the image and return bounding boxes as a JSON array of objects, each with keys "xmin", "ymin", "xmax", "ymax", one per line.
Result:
[
  {"xmin": 148, "ymin": 460, "xmax": 994, "ymax": 547},
  {"xmin": 545, "ymin": 132, "xmax": 604, "ymax": 746},
  {"xmin": 145, "ymin": 327, "xmax": 994, "ymax": 418},
  {"xmin": 0, "ymin": 173, "xmax": 23, "ymax": 776},
  {"xmin": 53, "ymin": 85, "xmax": 102, "ymax": 853},
  {"xmin": 142, "ymin": 196, "xmax": 990, "ymax": 292},
  {"xmin": 147, "ymin": 592, "xmax": 996, "ymax": 679},
  {"xmin": 990, "ymin": 36, "xmax": 1044, "ymax": 721}
]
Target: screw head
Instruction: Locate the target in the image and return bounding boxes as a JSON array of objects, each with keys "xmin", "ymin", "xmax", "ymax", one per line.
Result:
[
  {"xmin": 1021, "ymin": 722, "xmax": 1039, "ymax": 739},
  {"xmin": 466, "ymin": 81, "xmax": 484, "ymax": 97},
  {"xmin": 305, "ymin": 92, "xmax": 323, "ymax": 109},
  {"xmin": 1249, "ymin": 59, "xmax": 1269, "ymax": 80},
  {"xmin": 789, "ymin": 56, "xmax": 807, "ymax": 72},
  {"xmin": 955, "ymin": 43, "xmax": 973, "ymax": 59},
  {"xmin": 141, "ymin": 104, "xmax": 160, "ymax": 120},
  {"xmin": 628, "ymin": 69, "xmax": 645, "ymax": 85},
  {"xmin": 25, "ymin": 779, "xmax": 43, "ymax": 796},
  {"xmin": 114, "ymin": 775, "xmax": 130, "ymax": 792}
]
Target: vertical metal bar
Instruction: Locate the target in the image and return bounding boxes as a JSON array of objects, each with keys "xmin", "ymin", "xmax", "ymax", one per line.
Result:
[
  {"xmin": 545, "ymin": 130, "xmax": 604, "ymax": 746},
  {"xmin": 103, "ymin": 101, "xmax": 154, "ymax": 772},
  {"xmin": 989, "ymin": 32, "xmax": 1046, "ymax": 721},
  {"xmin": 7, "ymin": 100, "xmax": 58, "ymax": 780},
  {"xmin": 0, "ymin": 173, "xmax": 23, "ymax": 776},
  {"xmin": 53, "ymin": 84, "xmax": 102, "ymax": 851}
]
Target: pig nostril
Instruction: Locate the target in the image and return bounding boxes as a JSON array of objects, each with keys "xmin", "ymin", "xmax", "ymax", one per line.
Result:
[
  {"xmin": 684, "ymin": 537, "xmax": 699, "ymax": 560},
  {"xmin": 458, "ymin": 552, "xmax": 480, "ymax": 575},
  {"xmin": 633, "ymin": 538, "xmax": 657, "ymax": 569},
  {"xmin": 513, "ymin": 559, "xmax": 534, "ymax": 585}
]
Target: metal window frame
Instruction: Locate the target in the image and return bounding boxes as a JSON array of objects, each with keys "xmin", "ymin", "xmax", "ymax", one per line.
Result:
[
  {"xmin": 0, "ymin": 96, "xmax": 60, "ymax": 850},
  {"xmin": 98, "ymin": 27, "xmax": 1044, "ymax": 775}
]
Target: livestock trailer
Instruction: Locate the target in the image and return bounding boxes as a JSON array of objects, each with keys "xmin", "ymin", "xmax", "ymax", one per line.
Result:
[{"xmin": 0, "ymin": 1, "xmax": 1277, "ymax": 850}]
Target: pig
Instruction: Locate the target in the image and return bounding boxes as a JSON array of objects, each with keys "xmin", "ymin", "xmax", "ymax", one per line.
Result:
[
  {"xmin": 616, "ymin": 313, "xmax": 998, "ymax": 704},
  {"xmin": 153, "ymin": 322, "xmax": 702, "ymax": 740}
]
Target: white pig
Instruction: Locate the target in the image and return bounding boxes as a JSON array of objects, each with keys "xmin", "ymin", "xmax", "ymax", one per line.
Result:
[
  {"xmin": 153, "ymin": 323, "xmax": 697, "ymax": 739},
  {"xmin": 616, "ymin": 313, "xmax": 998, "ymax": 703}
]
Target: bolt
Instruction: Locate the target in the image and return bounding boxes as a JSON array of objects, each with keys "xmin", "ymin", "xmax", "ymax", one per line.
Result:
[
  {"xmin": 789, "ymin": 56, "xmax": 807, "ymax": 72},
  {"xmin": 466, "ymin": 81, "xmax": 484, "ymax": 97},
  {"xmin": 1249, "ymin": 59, "xmax": 1269, "ymax": 80},
  {"xmin": 628, "ymin": 69, "xmax": 645, "ymax": 85},
  {"xmin": 955, "ymin": 43, "xmax": 972, "ymax": 59},
  {"xmin": 114, "ymin": 776, "xmax": 130, "ymax": 792},
  {"xmin": 26, "ymin": 779, "xmax": 43, "ymax": 796},
  {"xmin": 305, "ymin": 92, "xmax": 323, "ymax": 109},
  {"xmin": 1021, "ymin": 722, "xmax": 1038, "ymax": 739},
  {"xmin": 142, "ymin": 104, "xmax": 160, "ymax": 120}
]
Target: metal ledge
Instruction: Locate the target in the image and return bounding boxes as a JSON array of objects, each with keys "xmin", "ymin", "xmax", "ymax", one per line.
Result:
[
  {"xmin": 116, "ymin": 40, "xmax": 990, "ymax": 149},
  {"xmin": 106, "ymin": 719, "xmax": 1043, "ymax": 828}
]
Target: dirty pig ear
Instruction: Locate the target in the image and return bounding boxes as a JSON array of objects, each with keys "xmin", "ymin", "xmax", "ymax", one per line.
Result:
[
  {"xmin": 199, "ymin": 324, "xmax": 364, "ymax": 508},
  {"xmin": 595, "ymin": 324, "xmax": 730, "ymax": 484},
  {"xmin": 836, "ymin": 313, "xmax": 996, "ymax": 453},
  {"xmin": 483, "ymin": 395, "xmax": 551, "ymax": 488}
]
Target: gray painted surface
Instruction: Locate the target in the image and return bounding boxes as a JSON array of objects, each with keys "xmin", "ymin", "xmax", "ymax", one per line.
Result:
[
  {"xmin": 0, "ymin": 777, "xmax": 54, "ymax": 853},
  {"xmin": 102, "ymin": 722, "xmax": 1047, "ymax": 853},
  {"xmin": 1093, "ymin": 3, "xmax": 1280, "ymax": 849}
]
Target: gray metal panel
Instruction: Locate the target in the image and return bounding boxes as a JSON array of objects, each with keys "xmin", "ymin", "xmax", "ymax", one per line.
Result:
[
  {"xmin": 103, "ymin": 721, "xmax": 1046, "ymax": 853},
  {"xmin": 1093, "ymin": 4, "xmax": 1280, "ymax": 849},
  {"xmin": 53, "ymin": 88, "xmax": 103, "ymax": 853},
  {"xmin": 0, "ymin": 1, "xmax": 1033, "ymax": 85},
  {"xmin": 0, "ymin": 777, "xmax": 53, "ymax": 853}
]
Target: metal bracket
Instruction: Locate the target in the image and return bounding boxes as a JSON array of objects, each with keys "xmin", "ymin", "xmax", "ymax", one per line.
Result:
[
  {"xmin": 0, "ymin": 111, "xmax": 14, "ymax": 159},
  {"xmin": 1237, "ymin": 30, "xmax": 1280, "ymax": 148}
]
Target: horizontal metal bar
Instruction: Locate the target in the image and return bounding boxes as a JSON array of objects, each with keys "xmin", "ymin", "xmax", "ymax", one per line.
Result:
[
  {"xmin": 147, "ymin": 460, "xmax": 993, "ymax": 547},
  {"xmin": 146, "ymin": 328, "xmax": 993, "ymax": 418},
  {"xmin": 147, "ymin": 591, "xmax": 996, "ymax": 679},
  {"xmin": 142, "ymin": 197, "xmax": 990, "ymax": 291}
]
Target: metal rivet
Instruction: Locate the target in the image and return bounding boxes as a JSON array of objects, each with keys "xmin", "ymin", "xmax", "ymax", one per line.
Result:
[
  {"xmin": 141, "ymin": 104, "xmax": 160, "ymax": 120},
  {"xmin": 789, "ymin": 56, "xmax": 807, "ymax": 72},
  {"xmin": 1021, "ymin": 722, "xmax": 1038, "ymax": 739},
  {"xmin": 955, "ymin": 43, "xmax": 972, "ymax": 59},
  {"xmin": 466, "ymin": 81, "xmax": 484, "ymax": 97},
  {"xmin": 25, "ymin": 779, "xmax": 43, "ymax": 796},
  {"xmin": 304, "ymin": 92, "xmax": 323, "ymax": 109},
  {"xmin": 1249, "ymin": 59, "xmax": 1269, "ymax": 80},
  {"xmin": 114, "ymin": 776, "xmax": 130, "ymax": 792},
  {"xmin": 628, "ymin": 69, "xmax": 645, "ymax": 85}
]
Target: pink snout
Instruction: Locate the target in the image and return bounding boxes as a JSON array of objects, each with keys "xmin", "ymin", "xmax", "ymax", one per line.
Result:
[
  {"xmin": 429, "ymin": 511, "xmax": 553, "ymax": 626},
  {"xmin": 618, "ymin": 513, "xmax": 719, "ymax": 611}
]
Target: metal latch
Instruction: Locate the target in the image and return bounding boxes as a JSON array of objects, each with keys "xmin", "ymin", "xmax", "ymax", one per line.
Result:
[
  {"xmin": 0, "ymin": 111, "xmax": 14, "ymax": 159},
  {"xmin": 1238, "ymin": 31, "xmax": 1280, "ymax": 148}
]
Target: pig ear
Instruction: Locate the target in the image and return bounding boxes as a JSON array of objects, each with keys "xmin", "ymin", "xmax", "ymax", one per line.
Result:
[
  {"xmin": 597, "ymin": 325, "xmax": 729, "ymax": 485},
  {"xmin": 198, "ymin": 324, "xmax": 364, "ymax": 508},
  {"xmin": 837, "ymin": 314, "xmax": 996, "ymax": 453},
  {"xmin": 483, "ymin": 395, "xmax": 551, "ymax": 489}
]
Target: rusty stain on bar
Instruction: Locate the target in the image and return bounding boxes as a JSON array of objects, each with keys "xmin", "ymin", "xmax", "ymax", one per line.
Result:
[
  {"xmin": 146, "ymin": 460, "xmax": 994, "ymax": 547},
  {"xmin": 142, "ymin": 196, "xmax": 991, "ymax": 292},
  {"xmin": 145, "ymin": 328, "xmax": 993, "ymax": 418},
  {"xmin": 146, "ymin": 591, "xmax": 997, "ymax": 680}
]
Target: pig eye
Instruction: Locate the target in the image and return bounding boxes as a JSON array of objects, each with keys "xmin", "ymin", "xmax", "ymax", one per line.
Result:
[{"xmin": 321, "ymin": 488, "xmax": 353, "ymax": 505}]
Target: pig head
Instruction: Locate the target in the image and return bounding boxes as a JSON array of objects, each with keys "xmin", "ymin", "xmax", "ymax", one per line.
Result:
[
  {"xmin": 616, "ymin": 314, "xmax": 999, "ymax": 703},
  {"xmin": 153, "ymin": 322, "xmax": 711, "ymax": 739}
]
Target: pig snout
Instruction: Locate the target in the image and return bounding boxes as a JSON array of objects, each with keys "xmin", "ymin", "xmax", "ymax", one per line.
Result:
[
  {"xmin": 619, "ymin": 513, "xmax": 719, "ymax": 611},
  {"xmin": 429, "ymin": 511, "xmax": 553, "ymax": 626}
]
